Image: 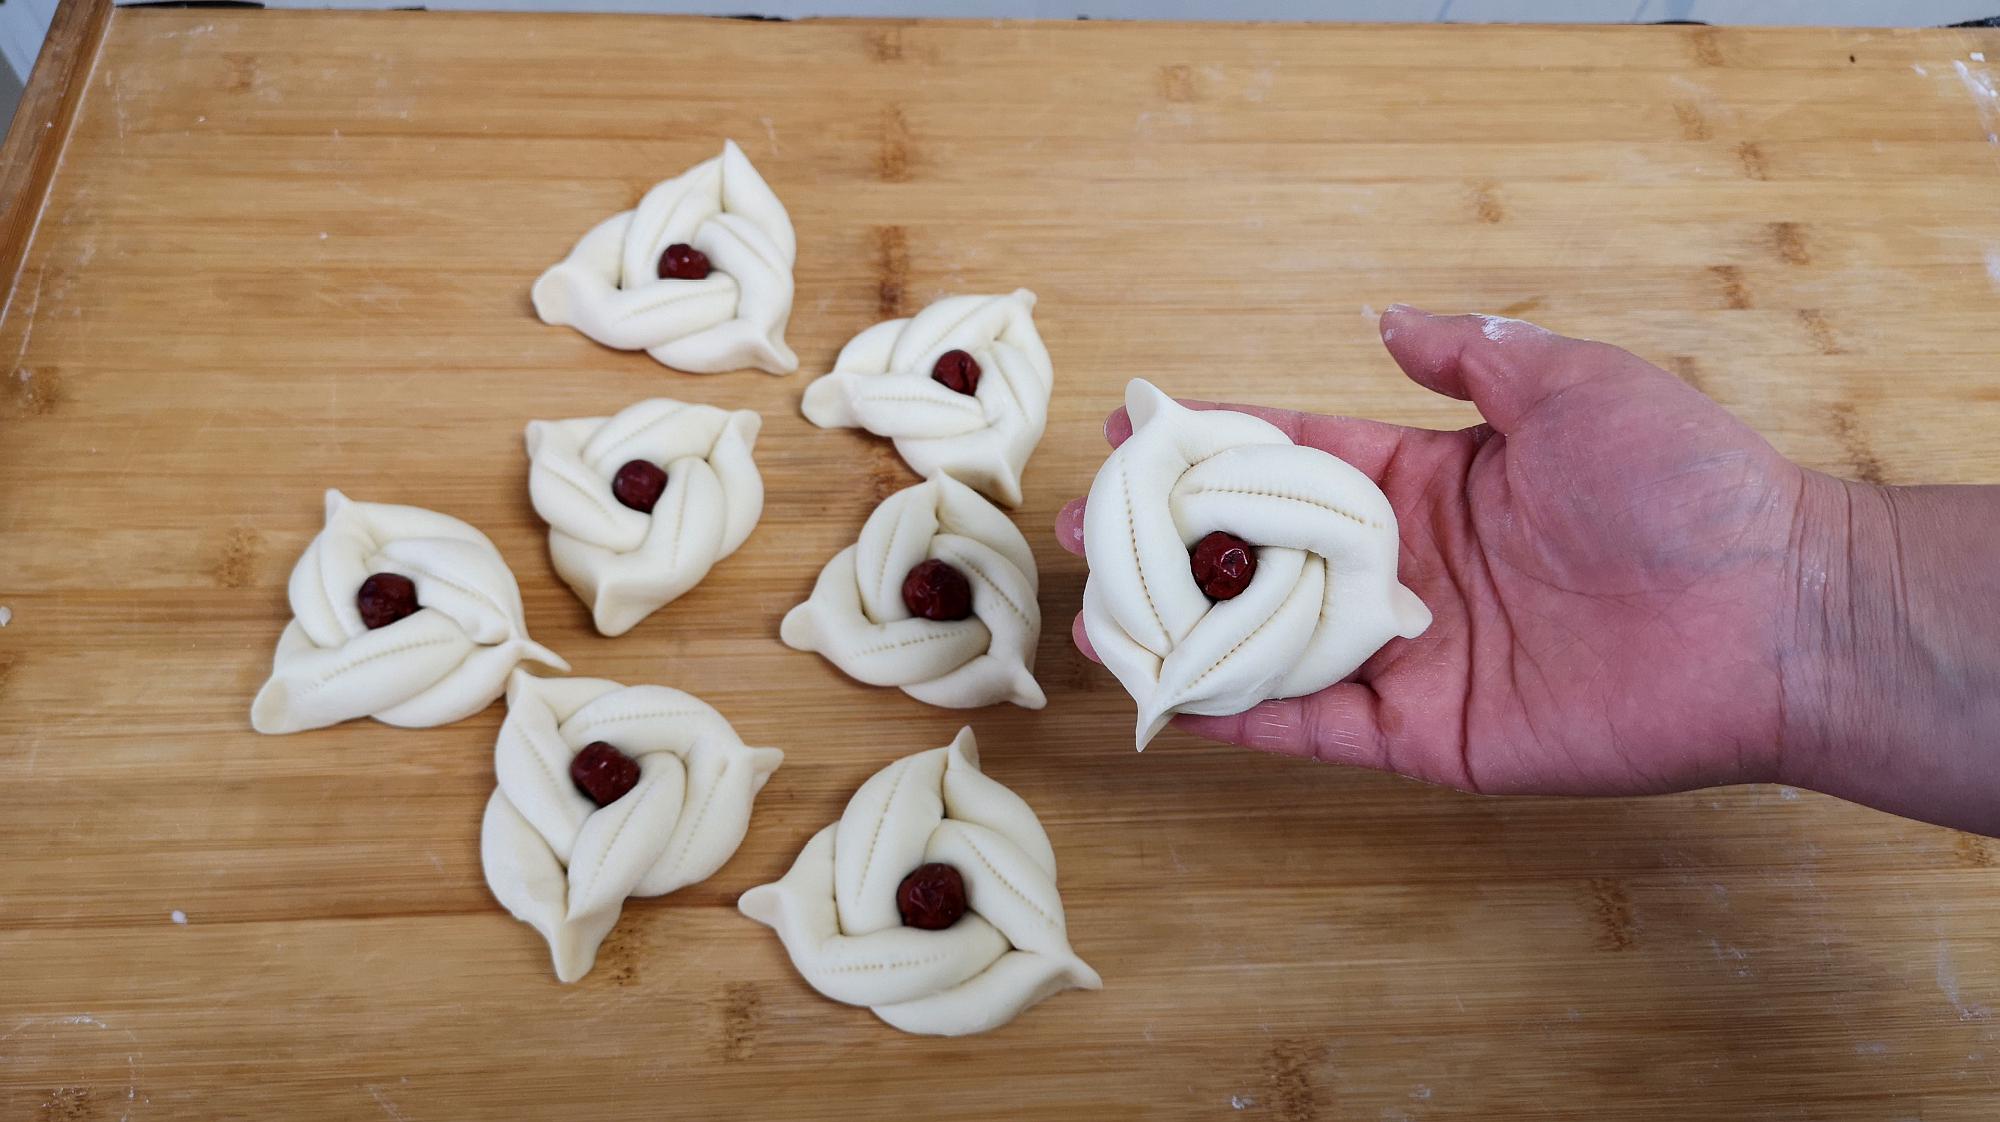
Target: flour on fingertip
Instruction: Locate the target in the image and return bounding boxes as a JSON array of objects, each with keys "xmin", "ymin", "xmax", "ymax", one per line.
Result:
[{"xmin": 1477, "ymin": 314, "xmax": 1547, "ymax": 343}]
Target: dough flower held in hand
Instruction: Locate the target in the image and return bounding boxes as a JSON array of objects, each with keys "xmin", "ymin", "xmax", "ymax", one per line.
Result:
[
  {"xmin": 531, "ymin": 140, "xmax": 798, "ymax": 374},
  {"xmin": 800, "ymin": 290, "xmax": 1051, "ymax": 507},
  {"xmin": 527, "ymin": 397, "xmax": 763, "ymax": 637},
  {"xmin": 739, "ymin": 726, "xmax": 1098, "ymax": 1035},
  {"xmin": 250, "ymin": 490, "xmax": 568, "ymax": 735},
  {"xmin": 1083, "ymin": 380, "xmax": 1432, "ymax": 749},
  {"xmin": 483, "ymin": 671, "xmax": 783, "ymax": 983},
  {"xmin": 781, "ymin": 473, "xmax": 1045, "ymax": 710}
]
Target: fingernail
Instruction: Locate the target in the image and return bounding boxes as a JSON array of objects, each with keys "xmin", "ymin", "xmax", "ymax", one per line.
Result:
[{"xmin": 1384, "ymin": 303, "xmax": 1431, "ymax": 317}]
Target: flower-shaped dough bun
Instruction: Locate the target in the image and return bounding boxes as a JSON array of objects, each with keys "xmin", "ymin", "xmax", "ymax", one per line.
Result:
[
  {"xmin": 483, "ymin": 671, "xmax": 783, "ymax": 983},
  {"xmin": 1082, "ymin": 380, "xmax": 1432, "ymax": 749},
  {"xmin": 800, "ymin": 290, "xmax": 1051, "ymax": 507},
  {"xmin": 738, "ymin": 727, "xmax": 1098, "ymax": 1036},
  {"xmin": 250, "ymin": 490, "xmax": 568, "ymax": 735},
  {"xmin": 530, "ymin": 140, "xmax": 798, "ymax": 374},
  {"xmin": 527, "ymin": 398, "xmax": 763, "ymax": 637},
  {"xmin": 780, "ymin": 474, "xmax": 1045, "ymax": 710}
]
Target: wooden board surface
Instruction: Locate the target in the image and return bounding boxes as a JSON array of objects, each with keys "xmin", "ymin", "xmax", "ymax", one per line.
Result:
[{"xmin": 3, "ymin": 11, "xmax": 2000, "ymax": 1120}]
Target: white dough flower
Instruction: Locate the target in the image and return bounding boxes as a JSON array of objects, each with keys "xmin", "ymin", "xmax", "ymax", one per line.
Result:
[
  {"xmin": 526, "ymin": 398, "xmax": 763, "ymax": 637},
  {"xmin": 250, "ymin": 490, "xmax": 568, "ymax": 735},
  {"xmin": 800, "ymin": 290, "xmax": 1051, "ymax": 507},
  {"xmin": 530, "ymin": 140, "xmax": 798, "ymax": 374},
  {"xmin": 483, "ymin": 671, "xmax": 783, "ymax": 983},
  {"xmin": 738, "ymin": 727, "xmax": 1098, "ymax": 1036},
  {"xmin": 780, "ymin": 474, "xmax": 1045, "ymax": 710},
  {"xmin": 1082, "ymin": 380, "xmax": 1432, "ymax": 749}
]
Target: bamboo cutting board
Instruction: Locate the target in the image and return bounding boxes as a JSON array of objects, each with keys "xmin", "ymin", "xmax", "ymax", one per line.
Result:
[{"xmin": 3, "ymin": 10, "xmax": 1999, "ymax": 1119}]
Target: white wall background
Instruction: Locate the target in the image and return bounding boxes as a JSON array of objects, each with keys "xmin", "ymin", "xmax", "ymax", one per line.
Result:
[
  {"xmin": 1, "ymin": 0, "xmax": 59, "ymax": 81},
  {"xmin": 211, "ymin": 0, "xmax": 2000, "ymax": 19},
  {"xmin": 2, "ymin": 0, "xmax": 1994, "ymax": 85}
]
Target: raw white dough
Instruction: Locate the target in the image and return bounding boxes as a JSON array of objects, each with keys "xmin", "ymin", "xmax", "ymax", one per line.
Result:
[
  {"xmin": 800, "ymin": 290, "xmax": 1051, "ymax": 507},
  {"xmin": 780, "ymin": 474, "xmax": 1045, "ymax": 710},
  {"xmin": 250, "ymin": 490, "xmax": 568, "ymax": 735},
  {"xmin": 483, "ymin": 670, "xmax": 783, "ymax": 983},
  {"xmin": 738, "ymin": 726, "xmax": 1098, "ymax": 1035},
  {"xmin": 526, "ymin": 398, "xmax": 763, "ymax": 637},
  {"xmin": 1082, "ymin": 380, "xmax": 1431, "ymax": 749},
  {"xmin": 530, "ymin": 140, "xmax": 798, "ymax": 374}
]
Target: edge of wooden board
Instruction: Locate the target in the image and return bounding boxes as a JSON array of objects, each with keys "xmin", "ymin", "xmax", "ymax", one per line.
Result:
[{"xmin": 0, "ymin": 0, "xmax": 112, "ymax": 325}]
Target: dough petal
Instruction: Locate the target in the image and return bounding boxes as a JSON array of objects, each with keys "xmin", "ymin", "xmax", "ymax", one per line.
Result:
[{"xmin": 873, "ymin": 949, "xmax": 1102, "ymax": 1037}]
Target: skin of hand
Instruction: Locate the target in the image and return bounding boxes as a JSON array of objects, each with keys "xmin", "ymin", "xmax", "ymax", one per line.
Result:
[{"xmin": 1056, "ymin": 306, "xmax": 2000, "ymax": 835}]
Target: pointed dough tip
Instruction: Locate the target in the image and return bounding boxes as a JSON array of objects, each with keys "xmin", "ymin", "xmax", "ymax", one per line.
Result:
[
  {"xmin": 1392, "ymin": 582, "xmax": 1433, "ymax": 639},
  {"xmin": 1123, "ymin": 379, "xmax": 1176, "ymax": 431},
  {"xmin": 521, "ymin": 640, "xmax": 570, "ymax": 674},
  {"xmin": 799, "ymin": 376, "xmax": 851, "ymax": 427},
  {"xmin": 947, "ymin": 726, "xmax": 981, "ymax": 770},
  {"xmin": 1135, "ymin": 708, "xmax": 1174, "ymax": 751},
  {"xmin": 528, "ymin": 267, "xmax": 571, "ymax": 327},
  {"xmin": 736, "ymin": 883, "xmax": 781, "ymax": 926},
  {"xmin": 778, "ymin": 603, "xmax": 818, "ymax": 652},
  {"xmin": 1014, "ymin": 673, "xmax": 1048, "ymax": 710},
  {"xmin": 1065, "ymin": 956, "xmax": 1104, "ymax": 991},
  {"xmin": 248, "ymin": 680, "xmax": 293, "ymax": 736}
]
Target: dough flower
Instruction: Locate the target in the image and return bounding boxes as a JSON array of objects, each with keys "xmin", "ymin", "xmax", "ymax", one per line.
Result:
[
  {"xmin": 530, "ymin": 140, "xmax": 798, "ymax": 374},
  {"xmin": 1082, "ymin": 380, "xmax": 1432, "ymax": 749},
  {"xmin": 780, "ymin": 474, "xmax": 1045, "ymax": 710},
  {"xmin": 483, "ymin": 671, "xmax": 783, "ymax": 983},
  {"xmin": 251, "ymin": 490, "xmax": 567, "ymax": 735},
  {"xmin": 739, "ymin": 727, "xmax": 1098, "ymax": 1036},
  {"xmin": 526, "ymin": 398, "xmax": 763, "ymax": 637},
  {"xmin": 801, "ymin": 290, "xmax": 1051, "ymax": 507}
]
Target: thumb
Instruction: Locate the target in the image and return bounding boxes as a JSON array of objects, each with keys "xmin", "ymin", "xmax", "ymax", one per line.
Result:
[{"xmin": 1378, "ymin": 305, "xmax": 1626, "ymax": 435}]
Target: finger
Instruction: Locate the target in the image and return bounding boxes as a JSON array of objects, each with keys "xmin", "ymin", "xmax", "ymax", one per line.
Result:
[
  {"xmin": 1378, "ymin": 304, "xmax": 1628, "ymax": 434},
  {"xmin": 1054, "ymin": 496, "xmax": 1086, "ymax": 556},
  {"xmin": 1171, "ymin": 687, "xmax": 1392, "ymax": 771},
  {"xmin": 1104, "ymin": 399, "xmax": 1413, "ymax": 481},
  {"xmin": 1105, "ymin": 408, "xmax": 1135, "ymax": 448},
  {"xmin": 1070, "ymin": 610, "xmax": 1099, "ymax": 663}
]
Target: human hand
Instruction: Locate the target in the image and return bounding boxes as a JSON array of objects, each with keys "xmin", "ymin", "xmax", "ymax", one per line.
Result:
[{"xmin": 1057, "ymin": 306, "xmax": 1811, "ymax": 797}]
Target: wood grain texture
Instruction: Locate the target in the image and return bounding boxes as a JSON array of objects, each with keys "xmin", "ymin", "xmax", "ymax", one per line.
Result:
[{"xmin": 3, "ymin": 12, "xmax": 1999, "ymax": 1120}]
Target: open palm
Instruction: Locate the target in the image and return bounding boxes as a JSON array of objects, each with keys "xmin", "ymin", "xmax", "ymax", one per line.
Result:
[{"xmin": 1057, "ymin": 308, "xmax": 1809, "ymax": 796}]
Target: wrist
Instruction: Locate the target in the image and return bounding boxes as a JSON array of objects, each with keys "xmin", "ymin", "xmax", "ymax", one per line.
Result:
[
  {"xmin": 1778, "ymin": 474, "xmax": 2000, "ymax": 832},
  {"xmin": 1774, "ymin": 471, "xmax": 1877, "ymax": 786}
]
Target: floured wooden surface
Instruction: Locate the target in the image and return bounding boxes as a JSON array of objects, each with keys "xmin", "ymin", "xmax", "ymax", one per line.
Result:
[{"xmin": 2, "ymin": 12, "xmax": 1998, "ymax": 1119}]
